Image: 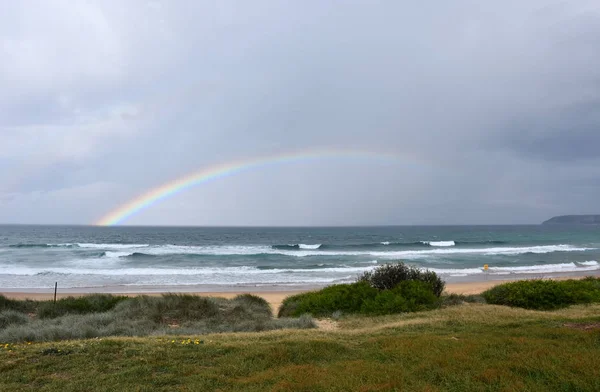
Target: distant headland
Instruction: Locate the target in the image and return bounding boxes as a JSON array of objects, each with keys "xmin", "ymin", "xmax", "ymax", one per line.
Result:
[{"xmin": 542, "ymin": 215, "xmax": 600, "ymax": 225}]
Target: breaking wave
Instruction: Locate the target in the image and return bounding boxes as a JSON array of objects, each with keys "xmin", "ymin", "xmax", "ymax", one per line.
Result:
[
  {"xmin": 8, "ymin": 243, "xmax": 76, "ymax": 248},
  {"xmin": 85, "ymin": 244, "xmax": 593, "ymax": 258},
  {"xmin": 10, "ymin": 242, "xmax": 587, "ymax": 261},
  {"xmin": 77, "ymin": 243, "xmax": 149, "ymax": 249},
  {"xmin": 422, "ymin": 241, "xmax": 455, "ymax": 247},
  {"xmin": 7, "ymin": 240, "xmax": 515, "ymax": 252},
  {"xmin": 272, "ymin": 244, "xmax": 322, "ymax": 250}
]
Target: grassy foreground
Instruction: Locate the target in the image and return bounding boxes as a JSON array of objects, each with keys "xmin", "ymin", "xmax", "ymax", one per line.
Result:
[{"xmin": 2, "ymin": 302, "xmax": 600, "ymax": 391}]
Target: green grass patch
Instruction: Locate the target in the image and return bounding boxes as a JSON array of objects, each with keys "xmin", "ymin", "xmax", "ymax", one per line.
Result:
[{"xmin": 482, "ymin": 277, "xmax": 600, "ymax": 310}]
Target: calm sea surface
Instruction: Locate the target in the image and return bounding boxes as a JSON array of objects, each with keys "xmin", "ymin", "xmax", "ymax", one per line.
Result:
[{"xmin": 1, "ymin": 225, "xmax": 599, "ymax": 290}]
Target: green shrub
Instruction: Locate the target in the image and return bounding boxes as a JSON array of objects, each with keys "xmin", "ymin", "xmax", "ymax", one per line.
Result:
[
  {"xmin": 361, "ymin": 281, "xmax": 439, "ymax": 315},
  {"xmin": 278, "ymin": 282, "xmax": 379, "ymax": 318},
  {"xmin": 482, "ymin": 278, "xmax": 600, "ymax": 310},
  {"xmin": 279, "ymin": 263, "xmax": 448, "ymax": 318},
  {"xmin": 359, "ymin": 262, "xmax": 445, "ymax": 297}
]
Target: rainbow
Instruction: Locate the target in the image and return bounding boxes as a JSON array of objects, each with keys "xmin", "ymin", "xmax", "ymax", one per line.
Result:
[{"xmin": 95, "ymin": 148, "xmax": 424, "ymax": 226}]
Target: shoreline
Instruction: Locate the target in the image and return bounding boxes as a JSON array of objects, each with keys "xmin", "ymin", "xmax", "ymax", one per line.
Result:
[{"xmin": 3, "ymin": 275, "xmax": 597, "ymax": 310}]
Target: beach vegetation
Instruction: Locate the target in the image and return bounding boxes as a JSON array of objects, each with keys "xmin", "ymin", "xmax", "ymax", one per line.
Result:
[
  {"xmin": 358, "ymin": 262, "xmax": 446, "ymax": 296},
  {"xmin": 0, "ymin": 294, "xmax": 129, "ymax": 317},
  {"xmin": 278, "ymin": 264, "xmax": 445, "ymax": 318},
  {"xmin": 482, "ymin": 277, "xmax": 600, "ymax": 310},
  {"xmin": 0, "ymin": 294, "xmax": 315, "ymax": 343},
  {"xmin": 360, "ymin": 280, "xmax": 439, "ymax": 315},
  {"xmin": 38, "ymin": 294, "xmax": 130, "ymax": 319},
  {"xmin": 278, "ymin": 281, "xmax": 379, "ymax": 317},
  {"xmin": 440, "ymin": 293, "xmax": 486, "ymax": 307},
  {"xmin": 0, "ymin": 295, "xmax": 37, "ymax": 313},
  {"xmin": 0, "ymin": 310, "xmax": 29, "ymax": 329}
]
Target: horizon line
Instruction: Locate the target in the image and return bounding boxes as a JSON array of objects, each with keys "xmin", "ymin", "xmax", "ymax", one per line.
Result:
[{"xmin": 0, "ymin": 222, "xmax": 545, "ymax": 228}]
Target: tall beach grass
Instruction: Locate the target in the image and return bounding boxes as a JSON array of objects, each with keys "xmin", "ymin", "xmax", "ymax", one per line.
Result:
[{"xmin": 0, "ymin": 293, "xmax": 315, "ymax": 343}]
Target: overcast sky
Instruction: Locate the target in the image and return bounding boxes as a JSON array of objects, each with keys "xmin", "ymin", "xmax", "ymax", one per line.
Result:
[{"xmin": 1, "ymin": 1, "xmax": 599, "ymax": 226}]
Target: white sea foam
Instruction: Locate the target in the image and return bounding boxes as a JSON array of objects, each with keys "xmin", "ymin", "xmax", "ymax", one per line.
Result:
[
  {"xmin": 77, "ymin": 243, "xmax": 149, "ymax": 249},
  {"xmin": 104, "ymin": 251, "xmax": 134, "ymax": 258},
  {"xmin": 0, "ymin": 265, "xmax": 373, "ymax": 277},
  {"xmin": 489, "ymin": 262, "xmax": 599, "ymax": 274},
  {"xmin": 145, "ymin": 245, "xmax": 273, "ymax": 256},
  {"xmin": 69, "ymin": 243, "xmax": 595, "ymax": 259},
  {"xmin": 380, "ymin": 241, "xmax": 390, "ymax": 245},
  {"xmin": 431, "ymin": 261, "xmax": 600, "ymax": 276},
  {"xmin": 269, "ymin": 244, "xmax": 592, "ymax": 258},
  {"xmin": 33, "ymin": 241, "xmax": 596, "ymax": 259},
  {"xmin": 298, "ymin": 244, "xmax": 322, "ymax": 249},
  {"xmin": 423, "ymin": 241, "xmax": 456, "ymax": 247},
  {"xmin": 2, "ymin": 259, "xmax": 598, "ymax": 279}
]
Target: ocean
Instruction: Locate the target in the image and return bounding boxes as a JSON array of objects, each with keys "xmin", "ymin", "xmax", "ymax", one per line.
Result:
[{"xmin": 1, "ymin": 225, "xmax": 599, "ymax": 291}]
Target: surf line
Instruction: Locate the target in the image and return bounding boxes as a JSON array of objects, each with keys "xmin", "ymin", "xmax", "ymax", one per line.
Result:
[{"xmin": 95, "ymin": 147, "xmax": 427, "ymax": 226}]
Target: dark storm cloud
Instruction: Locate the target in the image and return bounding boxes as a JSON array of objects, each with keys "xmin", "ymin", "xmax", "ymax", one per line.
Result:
[
  {"xmin": 494, "ymin": 96, "xmax": 600, "ymax": 162},
  {"xmin": 1, "ymin": 1, "xmax": 600, "ymax": 225}
]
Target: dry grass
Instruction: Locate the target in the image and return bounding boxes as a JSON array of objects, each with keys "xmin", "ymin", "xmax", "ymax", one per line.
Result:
[{"xmin": 337, "ymin": 302, "xmax": 600, "ymax": 332}]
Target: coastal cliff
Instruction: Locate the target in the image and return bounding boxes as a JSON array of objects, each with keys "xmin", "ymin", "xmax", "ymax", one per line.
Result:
[{"xmin": 542, "ymin": 215, "xmax": 600, "ymax": 225}]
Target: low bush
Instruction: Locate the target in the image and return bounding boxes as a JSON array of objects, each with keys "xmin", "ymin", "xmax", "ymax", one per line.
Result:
[
  {"xmin": 361, "ymin": 281, "xmax": 439, "ymax": 315},
  {"xmin": 279, "ymin": 263, "xmax": 447, "ymax": 318},
  {"xmin": 482, "ymin": 277, "xmax": 600, "ymax": 310},
  {"xmin": 359, "ymin": 262, "xmax": 445, "ymax": 297}
]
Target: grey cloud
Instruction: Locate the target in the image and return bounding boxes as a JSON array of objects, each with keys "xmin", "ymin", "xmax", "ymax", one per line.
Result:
[
  {"xmin": 2, "ymin": 1, "xmax": 600, "ymax": 225},
  {"xmin": 493, "ymin": 96, "xmax": 600, "ymax": 162}
]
